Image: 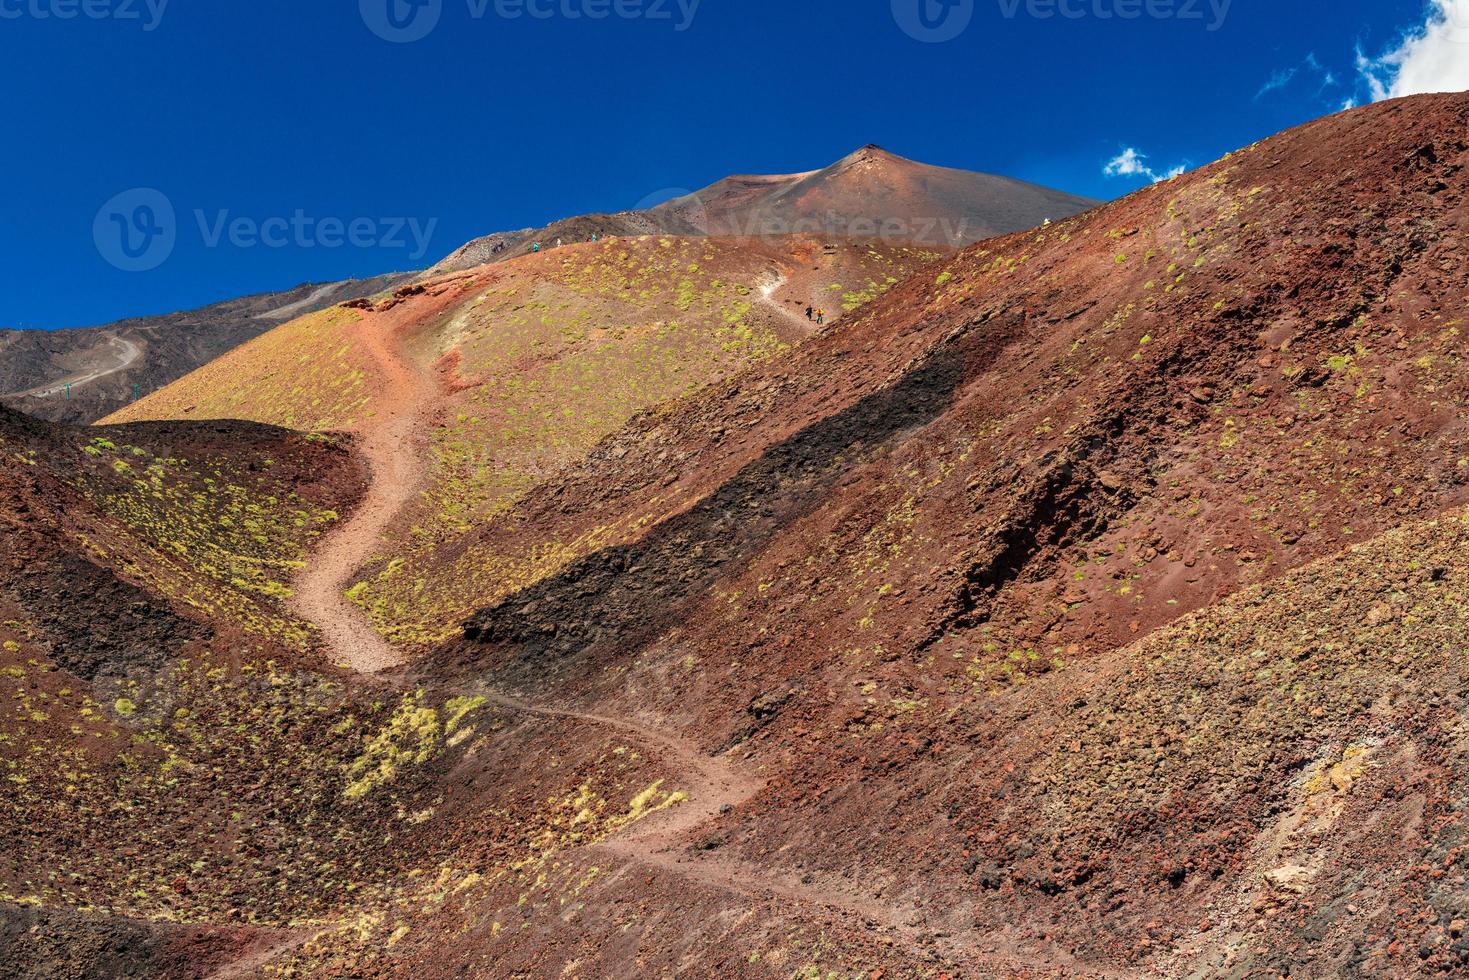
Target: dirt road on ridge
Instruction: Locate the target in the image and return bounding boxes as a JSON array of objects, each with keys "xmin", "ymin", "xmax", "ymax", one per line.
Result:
[{"xmin": 4, "ymin": 335, "xmax": 142, "ymax": 399}]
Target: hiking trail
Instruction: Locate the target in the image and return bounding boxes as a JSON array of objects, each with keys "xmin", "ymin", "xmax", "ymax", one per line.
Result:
[
  {"xmin": 288, "ymin": 310, "xmax": 435, "ymax": 674},
  {"xmin": 274, "ymin": 280, "xmax": 980, "ymax": 973},
  {"xmin": 758, "ymin": 272, "xmax": 813, "ymax": 330},
  {"xmin": 477, "ymin": 688, "xmax": 979, "ymax": 959}
]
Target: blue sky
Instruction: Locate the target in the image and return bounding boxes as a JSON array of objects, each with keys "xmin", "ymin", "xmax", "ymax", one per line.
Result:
[{"xmin": 0, "ymin": 0, "xmax": 1461, "ymax": 328}]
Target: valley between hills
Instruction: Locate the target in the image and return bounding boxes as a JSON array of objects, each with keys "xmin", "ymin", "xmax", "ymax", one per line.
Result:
[{"xmin": 4, "ymin": 94, "xmax": 1469, "ymax": 978}]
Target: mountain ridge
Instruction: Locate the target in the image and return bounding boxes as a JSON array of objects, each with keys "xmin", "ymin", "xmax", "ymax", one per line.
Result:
[
  {"xmin": 0, "ymin": 273, "xmax": 413, "ymax": 424},
  {"xmin": 430, "ymin": 145, "xmax": 1099, "ymax": 274},
  {"xmin": 7, "ymin": 94, "xmax": 1469, "ymax": 977}
]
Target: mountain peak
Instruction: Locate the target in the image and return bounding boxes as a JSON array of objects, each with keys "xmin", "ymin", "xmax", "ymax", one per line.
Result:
[
  {"xmin": 431, "ymin": 143, "xmax": 1099, "ymax": 274},
  {"xmin": 838, "ymin": 144, "xmax": 905, "ymax": 166}
]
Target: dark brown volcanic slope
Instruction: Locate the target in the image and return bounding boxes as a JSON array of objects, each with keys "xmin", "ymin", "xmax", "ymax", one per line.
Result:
[
  {"xmin": 0, "ymin": 406, "xmax": 475, "ymax": 977},
  {"xmin": 0, "ymin": 273, "xmax": 411, "ymax": 424},
  {"xmin": 431, "ymin": 145, "xmax": 1099, "ymax": 273},
  {"xmin": 8, "ymin": 94, "xmax": 1469, "ymax": 980},
  {"xmin": 390, "ymin": 93, "xmax": 1469, "ymax": 976}
]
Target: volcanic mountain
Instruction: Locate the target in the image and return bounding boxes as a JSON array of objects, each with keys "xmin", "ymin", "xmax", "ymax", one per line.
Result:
[
  {"xmin": 5, "ymin": 147, "xmax": 1085, "ymax": 428},
  {"xmin": 429, "ymin": 144, "xmax": 1099, "ymax": 273},
  {"xmin": 0, "ymin": 273, "xmax": 412, "ymax": 425},
  {"xmin": 654, "ymin": 144, "xmax": 1099, "ymax": 243},
  {"xmin": 7, "ymin": 92, "xmax": 1469, "ymax": 979}
]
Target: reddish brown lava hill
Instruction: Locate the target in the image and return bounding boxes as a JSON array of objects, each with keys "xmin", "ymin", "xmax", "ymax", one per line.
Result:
[{"xmin": 4, "ymin": 92, "xmax": 1469, "ymax": 979}]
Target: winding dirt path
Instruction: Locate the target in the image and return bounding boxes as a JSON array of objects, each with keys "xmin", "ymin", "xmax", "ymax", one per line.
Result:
[
  {"xmin": 477, "ymin": 688, "xmax": 972, "ymax": 954},
  {"xmin": 288, "ymin": 313, "xmax": 435, "ymax": 673},
  {"xmin": 478, "ymin": 689, "xmax": 761, "ymax": 850},
  {"xmin": 269, "ymin": 278, "xmax": 980, "ymax": 972}
]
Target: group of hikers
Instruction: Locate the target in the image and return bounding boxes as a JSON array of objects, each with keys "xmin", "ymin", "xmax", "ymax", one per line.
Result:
[
  {"xmin": 530, "ymin": 233, "xmax": 600, "ymax": 254},
  {"xmin": 516, "ymin": 237, "xmax": 833, "ymax": 330}
]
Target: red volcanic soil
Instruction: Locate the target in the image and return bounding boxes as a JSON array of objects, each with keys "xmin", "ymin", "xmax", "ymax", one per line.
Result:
[
  {"xmin": 0, "ymin": 407, "xmax": 366, "ymax": 678},
  {"xmin": 415, "ymin": 93, "xmax": 1469, "ymax": 976},
  {"xmin": 7, "ymin": 93, "xmax": 1469, "ymax": 979}
]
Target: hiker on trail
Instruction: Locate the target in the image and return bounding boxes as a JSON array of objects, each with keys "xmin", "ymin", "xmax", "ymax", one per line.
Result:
[
  {"xmin": 816, "ymin": 309, "xmax": 825, "ymax": 325},
  {"xmin": 556, "ymin": 238, "xmax": 563, "ymax": 248},
  {"xmin": 531, "ymin": 242, "xmax": 541, "ymax": 252},
  {"xmin": 805, "ymin": 305, "xmax": 814, "ymax": 320}
]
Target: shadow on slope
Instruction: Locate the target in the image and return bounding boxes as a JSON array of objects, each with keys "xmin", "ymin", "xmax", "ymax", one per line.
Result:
[{"xmin": 435, "ymin": 304, "xmax": 1034, "ymax": 683}]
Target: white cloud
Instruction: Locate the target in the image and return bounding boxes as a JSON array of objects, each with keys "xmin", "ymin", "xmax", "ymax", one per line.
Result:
[
  {"xmin": 1256, "ymin": 67, "xmax": 1299, "ymax": 99},
  {"xmin": 1104, "ymin": 148, "xmax": 1187, "ymax": 184},
  {"xmin": 1257, "ymin": 52, "xmax": 1342, "ymax": 102},
  {"xmin": 1358, "ymin": 0, "xmax": 1469, "ymax": 99},
  {"xmin": 1103, "ymin": 148, "xmax": 1147, "ymax": 177}
]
